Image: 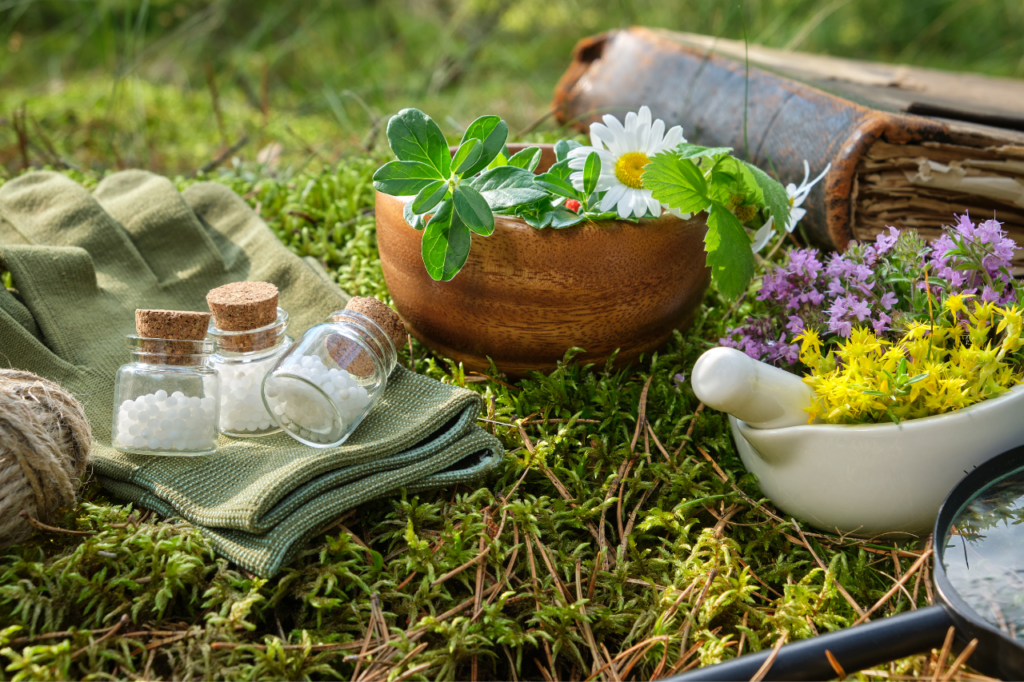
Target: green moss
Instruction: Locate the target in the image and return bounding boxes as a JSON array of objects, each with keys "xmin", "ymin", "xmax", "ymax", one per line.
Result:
[{"xmin": 0, "ymin": 157, "xmax": 951, "ymax": 681}]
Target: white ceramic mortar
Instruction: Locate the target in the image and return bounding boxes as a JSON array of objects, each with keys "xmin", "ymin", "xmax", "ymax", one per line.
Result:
[{"xmin": 693, "ymin": 347, "xmax": 1024, "ymax": 537}]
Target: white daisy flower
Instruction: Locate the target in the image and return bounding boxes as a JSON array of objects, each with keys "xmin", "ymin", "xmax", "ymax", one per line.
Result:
[
  {"xmin": 751, "ymin": 160, "xmax": 831, "ymax": 253},
  {"xmin": 567, "ymin": 106, "xmax": 685, "ymax": 219}
]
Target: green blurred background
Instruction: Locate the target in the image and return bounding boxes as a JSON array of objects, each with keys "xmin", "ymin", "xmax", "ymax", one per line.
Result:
[{"xmin": 2, "ymin": 0, "xmax": 1023, "ymax": 176}]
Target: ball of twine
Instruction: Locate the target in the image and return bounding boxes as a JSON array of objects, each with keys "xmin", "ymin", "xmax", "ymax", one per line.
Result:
[{"xmin": 0, "ymin": 369, "xmax": 91, "ymax": 549}]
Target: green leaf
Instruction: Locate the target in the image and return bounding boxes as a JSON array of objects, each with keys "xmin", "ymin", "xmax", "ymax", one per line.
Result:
[
  {"xmin": 737, "ymin": 162, "xmax": 764, "ymax": 206},
  {"xmin": 555, "ymin": 139, "xmax": 582, "ymax": 162},
  {"xmin": 458, "ymin": 116, "xmax": 508, "ymax": 176},
  {"xmin": 546, "ymin": 158, "xmax": 572, "ymax": 181},
  {"xmin": 643, "ymin": 152, "xmax": 709, "ymax": 214},
  {"xmin": 469, "ymin": 166, "xmax": 549, "ymax": 209},
  {"xmin": 403, "ymin": 199, "xmax": 426, "ymax": 230},
  {"xmin": 550, "ymin": 207, "xmax": 586, "ymax": 228},
  {"xmin": 535, "ymin": 173, "xmax": 580, "ymax": 201},
  {"xmin": 487, "ymin": 152, "xmax": 508, "ymax": 170},
  {"xmin": 706, "ymin": 201, "xmax": 755, "ymax": 299},
  {"xmin": 422, "ymin": 199, "xmax": 472, "ymax": 281},
  {"xmin": 507, "ymin": 146, "xmax": 542, "ymax": 172},
  {"xmin": 520, "ymin": 208, "xmax": 554, "ymax": 229},
  {"xmin": 677, "ymin": 143, "xmax": 734, "ymax": 160},
  {"xmin": 411, "ymin": 180, "xmax": 448, "ymax": 215},
  {"xmin": 387, "ymin": 108, "xmax": 451, "ymax": 178},
  {"xmin": 583, "ymin": 152, "xmax": 601, "ymax": 197},
  {"xmin": 452, "ymin": 138, "xmax": 483, "ymax": 175},
  {"xmin": 742, "ymin": 160, "xmax": 791, "ymax": 231},
  {"xmin": 372, "ymin": 160, "xmax": 444, "ymax": 195},
  {"xmin": 862, "ymin": 390, "xmax": 890, "ymax": 397},
  {"xmin": 453, "ymin": 185, "xmax": 495, "ymax": 236}
]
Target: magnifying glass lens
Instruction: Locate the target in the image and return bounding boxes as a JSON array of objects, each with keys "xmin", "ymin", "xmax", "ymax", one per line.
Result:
[{"xmin": 943, "ymin": 468, "xmax": 1024, "ymax": 641}]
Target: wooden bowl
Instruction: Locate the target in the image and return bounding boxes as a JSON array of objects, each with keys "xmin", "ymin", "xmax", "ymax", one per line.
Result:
[{"xmin": 375, "ymin": 144, "xmax": 711, "ymax": 377}]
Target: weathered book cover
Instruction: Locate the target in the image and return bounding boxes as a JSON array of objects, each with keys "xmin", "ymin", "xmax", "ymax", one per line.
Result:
[{"xmin": 553, "ymin": 28, "xmax": 1024, "ymax": 263}]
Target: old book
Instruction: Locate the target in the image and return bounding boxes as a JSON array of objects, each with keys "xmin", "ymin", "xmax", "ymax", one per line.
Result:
[{"xmin": 553, "ymin": 28, "xmax": 1024, "ymax": 265}]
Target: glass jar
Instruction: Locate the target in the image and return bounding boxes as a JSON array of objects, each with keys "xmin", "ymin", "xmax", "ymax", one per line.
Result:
[
  {"xmin": 261, "ymin": 310, "xmax": 398, "ymax": 448},
  {"xmin": 207, "ymin": 308, "xmax": 291, "ymax": 437},
  {"xmin": 112, "ymin": 336, "xmax": 220, "ymax": 456}
]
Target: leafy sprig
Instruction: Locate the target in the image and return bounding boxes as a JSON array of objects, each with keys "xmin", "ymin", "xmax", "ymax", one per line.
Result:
[
  {"xmin": 373, "ymin": 110, "xmax": 622, "ymax": 280},
  {"xmin": 643, "ymin": 144, "xmax": 791, "ymax": 299}
]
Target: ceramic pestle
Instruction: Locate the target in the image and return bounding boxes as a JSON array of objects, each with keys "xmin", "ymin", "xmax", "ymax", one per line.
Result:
[{"xmin": 691, "ymin": 347, "xmax": 816, "ymax": 429}]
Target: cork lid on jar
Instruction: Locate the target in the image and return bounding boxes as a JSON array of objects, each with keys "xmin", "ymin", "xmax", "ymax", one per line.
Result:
[
  {"xmin": 326, "ymin": 297, "xmax": 407, "ymax": 377},
  {"xmin": 343, "ymin": 296, "xmax": 408, "ymax": 349},
  {"xmin": 206, "ymin": 282, "xmax": 282, "ymax": 353},
  {"xmin": 135, "ymin": 309, "xmax": 212, "ymax": 365}
]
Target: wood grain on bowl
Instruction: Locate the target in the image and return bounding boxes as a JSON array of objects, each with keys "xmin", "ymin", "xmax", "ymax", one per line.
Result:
[{"xmin": 376, "ymin": 144, "xmax": 711, "ymax": 377}]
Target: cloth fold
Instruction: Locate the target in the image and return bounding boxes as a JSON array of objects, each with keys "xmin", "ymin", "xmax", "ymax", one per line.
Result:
[{"xmin": 0, "ymin": 170, "xmax": 503, "ymax": 577}]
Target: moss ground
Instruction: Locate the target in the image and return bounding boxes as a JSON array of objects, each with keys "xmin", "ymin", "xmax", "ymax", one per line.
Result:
[
  {"xmin": 3, "ymin": 0, "xmax": 1018, "ymax": 677},
  {"xmin": 0, "ymin": 154, "xmax": 977, "ymax": 681}
]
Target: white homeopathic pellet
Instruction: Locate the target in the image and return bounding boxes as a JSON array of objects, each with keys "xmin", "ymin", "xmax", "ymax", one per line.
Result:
[
  {"xmin": 114, "ymin": 390, "xmax": 218, "ymax": 452},
  {"xmin": 216, "ymin": 354, "xmax": 277, "ymax": 434},
  {"xmin": 264, "ymin": 354, "xmax": 370, "ymax": 443}
]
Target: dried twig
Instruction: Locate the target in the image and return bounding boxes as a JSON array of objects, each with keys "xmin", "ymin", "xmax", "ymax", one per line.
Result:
[
  {"xmin": 750, "ymin": 631, "xmax": 789, "ymax": 682},
  {"xmin": 695, "ymin": 445, "xmax": 729, "ymax": 483},
  {"xmin": 71, "ymin": 615, "xmax": 129, "ymax": 659},
  {"xmin": 680, "ymin": 569, "xmax": 717, "ymax": 654},
  {"xmin": 930, "ymin": 626, "xmax": 957, "ymax": 682},
  {"xmin": 938, "ymin": 638, "xmax": 978, "ymax": 682},
  {"xmin": 673, "ymin": 402, "xmax": 705, "ymax": 457},
  {"xmin": 630, "ymin": 376, "xmax": 654, "ymax": 454},
  {"xmin": 196, "ymin": 136, "xmax": 249, "ymax": 175},
  {"xmin": 826, "ymin": 649, "xmax": 847, "ymax": 679},
  {"xmin": 20, "ymin": 510, "xmax": 97, "ymax": 536},
  {"xmin": 792, "ymin": 519, "xmax": 868, "ymax": 619},
  {"xmin": 852, "ymin": 549, "xmax": 933, "ymax": 625},
  {"xmin": 431, "ymin": 548, "xmax": 491, "ymax": 587}
]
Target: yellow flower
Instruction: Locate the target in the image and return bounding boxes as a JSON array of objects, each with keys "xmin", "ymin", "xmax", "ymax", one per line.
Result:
[{"xmin": 943, "ymin": 293, "xmax": 974, "ymax": 316}]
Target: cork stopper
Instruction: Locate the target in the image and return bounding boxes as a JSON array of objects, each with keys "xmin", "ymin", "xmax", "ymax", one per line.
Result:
[
  {"xmin": 206, "ymin": 282, "xmax": 281, "ymax": 353},
  {"xmin": 344, "ymin": 297, "xmax": 408, "ymax": 349},
  {"xmin": 135, "ymin": 309, "xmax": 211, "ymax": 365},
  {"xmin": 326, "ymin": 298, "xmax": 407, "ymax": 377},
  {"xmin": 206, "ymin": 282, "xmax": 279, "ymax": 331}
]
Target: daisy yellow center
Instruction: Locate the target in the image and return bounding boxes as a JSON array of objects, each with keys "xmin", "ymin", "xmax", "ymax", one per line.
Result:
[{"xmin": 614, "ymin": 151, "xmax": 650, "ymax": 189}]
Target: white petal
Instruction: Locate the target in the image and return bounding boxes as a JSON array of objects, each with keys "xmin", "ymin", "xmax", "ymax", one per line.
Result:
[
  {"xmin": 785, "ymin": 183, "xmax": 798, "ymax": 197},
  {"xmin": 617, "ymin": 191, "xmax": 635, "ymax": 218},
  {"xmin": 624, "ymin": 111, "xmax": 638, "ymax": 133},
  {"xmin": 590, "ymin": 123, "xmax": 615, "ymax": 151},
  {"xmin": 646, "ymin": 119, "xmax": 665, "ymax": 156},
  {"xmin": 786, "ymin": 207, "xmax": 807, "ymax": 232},
  {"xmin": 638, "ymin": 106, "xmax": 652, "ymax": 128},
  {"xmin": 660, "ymin": 125, "xmax": 685, "ymax": 152},
  {"xmin": 664, "ymin": 206, "xmax": 693, "ymax": 219},
  {"xmin": 806, "ymin": 162, "xmax": 831, "ymax": 190},
  {"xmin": 569, "ymin": 171, "xmax": 584, "ymax": 191},
  {"xmin": 751, "ymin": 221, "xmax": 774, "ymax": 252},
  {"xmin": 800, "ymin": 160, "xmax": 810, "ymax": 188},
  {"xmin": 601, "ymin": 115, "xmax": 629, "ymax": 155},
  {"xmin": 645, "ymin": 192, "xmax": 661, "ymax": 217},
  {"xmin": 636, "ymin": 108, "xmax": 652, "ymax": 154},
  {"xmin": 600, "ymin": 184, "xmax": 627, "ymax": 212},
  {"xmin": 567, "ymin": 146, "xmax": 593, "ymax": 160}
]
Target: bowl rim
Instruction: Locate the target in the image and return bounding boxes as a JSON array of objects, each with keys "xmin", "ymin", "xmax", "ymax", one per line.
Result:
[{"xmin": 736, "ymin": 381, "xmax": 1024, "ymax": 436}]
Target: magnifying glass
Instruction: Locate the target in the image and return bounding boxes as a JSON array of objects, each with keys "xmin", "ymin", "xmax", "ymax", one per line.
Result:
[{"xmin": 665, "ymin": 445, "xmax": 1024, "ymax": 681}]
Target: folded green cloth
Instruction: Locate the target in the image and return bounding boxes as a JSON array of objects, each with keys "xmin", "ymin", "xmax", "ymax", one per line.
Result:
[{"xmin": 0, "ymin": 170, "xmax": 502, "ymax": 576}]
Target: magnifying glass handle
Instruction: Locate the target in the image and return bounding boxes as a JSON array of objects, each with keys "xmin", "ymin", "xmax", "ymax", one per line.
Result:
[{"xmin": 663, "ymin": 605, "xmax": 953, "ymax": 681}]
